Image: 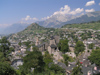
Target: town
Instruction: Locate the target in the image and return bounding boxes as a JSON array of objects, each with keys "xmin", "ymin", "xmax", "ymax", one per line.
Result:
[{"xmin": 0, "ymin": 25, "xmax": 100, "ymax": 75}]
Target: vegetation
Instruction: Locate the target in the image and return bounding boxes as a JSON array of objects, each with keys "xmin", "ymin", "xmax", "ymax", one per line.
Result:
[
  {"xmin": 88, "ymin": 49, "xmax": 100, "ymax": 66},
  {"xmin": 0, "ymin": 62, "xmax": 17, "ymax": 75},
  {"xmin": 88, "ymin": 43, "xmax": 94, "ymax": 49},
  {"xmin": 0, "ymin": 37, "xmax": 17, "ymax": 75},
  {"xmin": 71, "ymin": 61, "xmax": 83, "ymax": 75},
  {"xmin": 62, "ymin": 21, "xmax": 100, "ymax": 30},
  {"xmin": 21, "ymin": 50, "xmax": 45, "ymax": 74},
  {"xmin": 74, "ymin": 41, "xmax": 85, "ymax": 56},
  {"xmin": 49, "ymin": 64, "xmax": 65, "ymax": 74},
  {"xmin": 58, "ymin": 38, "xmax": 69, "ymax": 53},
  {"xmin": 43, "ymin": 51, "xmax": 53, "ymax": 67}
]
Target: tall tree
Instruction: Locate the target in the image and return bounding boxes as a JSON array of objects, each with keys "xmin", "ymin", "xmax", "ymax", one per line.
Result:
[
  {"xmin": 0, "ymin": 37, "xmax": 13, "ymax": 57},
  {"xmin": 88, "ymin": 49, "xmax": 100, "ymax": 66},
  {"xmin": 58, "ymin": 38, "xmax": 69, "ymax": 53},
  {"xmin": 74, "ymin": 41, "xmax": 85, "ymax": 56},
  {"xmin": 22, "ymin": 50, "xmax": 45, "ymax": 74},
  {"xmin": 0, "ymin": 62, "xmax": 17, "ymax": 75},
  {"xmin": 88, "ymin": 43, "xmax": 94, "ymax": 49}
]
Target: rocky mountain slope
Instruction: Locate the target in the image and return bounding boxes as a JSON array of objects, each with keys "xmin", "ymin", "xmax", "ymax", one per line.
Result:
[{"xmin": 37, "ymin": 11, "xmax": 100, "ymax": 28}]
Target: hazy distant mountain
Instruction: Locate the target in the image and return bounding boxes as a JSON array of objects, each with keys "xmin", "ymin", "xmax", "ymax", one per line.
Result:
[
  {"xmin": 0, "ymin": 23, "xmax": 29, "ymax": 34},
  {"xmin": 37, "ymin": 11, "xmax": 100, "ymax": 28}
]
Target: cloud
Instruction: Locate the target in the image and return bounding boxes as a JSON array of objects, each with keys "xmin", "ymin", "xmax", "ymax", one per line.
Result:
[
  {"xmin": 22, "ymin": 15, "xmax": 38, "ymax": 21},
  {"xmin": 41, "ymin": 16, "xmax": 51, "ymax": 20},
  {"xmin": 53, "ymin": 5, "xmax": 71, "ymax": 15},
  {"xmin": 70, "ymin": 8, "xmax": 84, "ymax": 15},
  {"xmin": 85, "ymin": 9, "xmax": 95, "ymax": 13},
  {"xmin": 41, "ymin": 5, "xmax": 84, "ymax": 20},
  {"xmin": 85, "ymin": 0, "xmax": 95, "ymax": 6},
  {"xmin": 99, "ymin": 3, "xmax": 100, "ymax": 5}
]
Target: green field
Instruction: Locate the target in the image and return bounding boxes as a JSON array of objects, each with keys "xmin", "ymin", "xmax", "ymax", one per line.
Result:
[{"xmin": 62, "ymin": 21, "xmax": 100, "ymax": 30}]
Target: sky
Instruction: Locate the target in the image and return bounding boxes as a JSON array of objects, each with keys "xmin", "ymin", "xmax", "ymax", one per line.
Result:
[{"xmin": 0, "ymin": 0, "xmax": 100, "ymax": 27}]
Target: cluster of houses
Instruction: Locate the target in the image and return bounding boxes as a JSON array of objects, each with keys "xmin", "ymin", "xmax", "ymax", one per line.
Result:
[{"xmin": 8, "ymin": 28, "xmax": 100, "ymax": 75}]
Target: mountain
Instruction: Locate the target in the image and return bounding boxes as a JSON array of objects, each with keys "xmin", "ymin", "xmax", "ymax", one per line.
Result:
[
  {"xmin": 10, "ymin": 23, "xmax": 56, "ymax": 40},
  {"xmin": 17, "ymin": 23, "xmax": 47, "ymax": 36},
  {"xmin": 62, "ymin": 11, "xmax": 100, "ymax": 25},
  {"xmin": 37, "ymin": 14, "xmax": 76, "ymax": 28},
  {"xmin": 37, "ymin": 11, "xmax": 100, "ymax": 28},
  {"xmin": 0, "ymin": 23, "xmax": 30, "ymax": 34}
]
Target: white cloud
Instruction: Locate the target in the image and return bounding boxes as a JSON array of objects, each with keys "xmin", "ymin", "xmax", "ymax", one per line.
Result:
[
  {"xmin": 99, "ymin": 3, "xmax": 100, "ymax": 5},
  {"xmin": 70, "ymin": 8, "xmax": 84, "ymax": 15},
  {"xmin": 85, "ymin": 9, "xmax": 95, "ymax": 13},
  {"xmin": 41, "ymin": 16, "xmax": 51, "ymax": 20},
  {"xmin": 41, "ymin": 5, "xmax": 84, "ymax": 20},
  {"xmin": 22, "ymin": 15, "xmax": 38, "ymax": 21},
  {"xmin": 53, "ymin": 5, "xmax": 71, "ymax": 15},
  {"xmin": 85, "ymin": 0, "xmax": 95, "ymax": 6}
]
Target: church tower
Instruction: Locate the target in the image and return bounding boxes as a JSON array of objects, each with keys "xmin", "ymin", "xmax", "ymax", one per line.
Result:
[{"xmin": 35, "ymin": 37, "xmax": 39, "ymax": 46}]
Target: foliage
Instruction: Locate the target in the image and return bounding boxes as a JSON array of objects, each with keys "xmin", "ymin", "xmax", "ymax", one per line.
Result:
[
  {"xmin": 88, "ymin": 49, "xmax": 100, "ymax": 66},
  {"xmin": 0, "ymin": 62, "xmax": 17, "ymax": 75},
  {"xmin": 62, "ymin": 21, "xmax": 100, "ymax": 30},
  {"xmin": 43, "ymin": 51, "xmax": 53, "ymax": 66},
  {"xmin": 49, "ymin": 64, "xmax": 66, "ymax": 74},
  {"xmin": 18, "ymin": 42, "xmax": 22, "ymax": 46},
  {"xmin": 71, "ymin": 61, "xmax": 83, "ymax": 75},
  {"xmin": 0, "ymin": 37, "xmax": 13, "ymax": 57},
  {"xmin": 58, "ymin": 38, "xmax": 69, "ymax": 53},
  {"xmin": 0, "ymin": 52, "xmax": 6, "ymax": 62},
  {"xmin": 21, "ymin": 50, "xmax": 45, "ymax": 74},
  {"xmin": 74, "ymin": 41, "xmax": 85, "ymax": 56},
  {"xmin": 63, "ymin": 54, "xmax": 69, "ymax": 66},
  {"xmin": 88, "ymin": 43, "xmax": 94, "ymax": 49},
  {"xmin": 22, "ymin": 41, "xmax": 31, "ymax": 49},
  {"xmin": 63, "ymin": 54, "xmax": 75, "ymax": 66}
]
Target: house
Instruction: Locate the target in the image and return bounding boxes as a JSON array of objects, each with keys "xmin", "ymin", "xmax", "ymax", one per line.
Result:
[{"xmin": 11, "ymin": 59, "xmax": 23, "ymax": 69}]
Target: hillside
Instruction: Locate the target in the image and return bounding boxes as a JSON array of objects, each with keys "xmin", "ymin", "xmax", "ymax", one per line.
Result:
[
  {"xmin": 62, "ymin": 21, "xmax": 100, "ymax": 30},
  {"xmin": 17, "ymin": 23, "xmax": 47, "ymax": 35},
  {"xmin": 9, "ymin": 23, "xmax": 62, "ymax": 41}
]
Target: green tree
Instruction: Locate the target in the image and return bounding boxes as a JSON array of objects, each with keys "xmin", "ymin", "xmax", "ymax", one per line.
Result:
[
  {"xmin": 63, "ymin": 54, "xmax": 69, "ymax": 66},
  {"xmin": 58, "ymin": 38, "xmax": 69, "ymax": 53},
  {"xmin": 71, "ymin": 61, "xmax": 83, "ymax": 75},
  {"xmin": 0, "ymin": 62, "xmax": 17, "ymax": 75},
  {"xmin": 43, "ymin": 51, "xmax": 53, "ymax": 67},
  {"xmin": 88, "ymin": 49, "xmax": 100, "ymax": 66},
  {"xmin": 0, "ymin": 37, "xmax": 12, "ymax": 57},
  {"xmin": 49, "ymin": 64, "xmax": 65, "ymax": 74},
  {"xmin": 22, "ymin": 50, "xmax": 45, "ymax": 74},
  {"xmin": 88, "ymin": 43, "xmax": 94, "ymax": 49},
  {"xmin": 74, "ymin": 41, "xmax": 85, "ymax": 56},
  {"xmin": 0, "ymin": 52, "xmax": 6, "ymax": 62}
]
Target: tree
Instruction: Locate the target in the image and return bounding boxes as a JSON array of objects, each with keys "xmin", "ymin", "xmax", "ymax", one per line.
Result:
[
  {"xmin": 0, "ymin": 62, "xmax": 17, "ymax": 75},
  {"xmin": 88, "ymin": 49, "xmax": 100, "ymax": 66},
  {"xmin": 43, "ymin": 51, "xmax": 53, "ymax": 67},
  {"xmin": 63, "ymin": 54, "xmax": 70, "ymax": 66},
  {"xmin": 74, "ymin": 41, "xmax": 85, "ymax": 56},
  {"xmin": 71, "ymin": 61, "xmax": 83, "ymax": 75},
  {"xmin": 0, "ymin": 37, "xmax": 12, "ymax": 57},
  {"xmin": 0, "ymin": 52, "xmax": 6, "ymax": 62},
  {"xmin": 88, "ymin": 43, "xmax": 94, "ymax": 49},
  {"xmin": 22, "ymin": 50, "xmax": 45, "ymax": 74},
  {"xmin": 49, "ymin": 64, "xmax": 65, "ymax": 74},
  {"xmin": 58, "ymin": 38, "xmax": 69, "ymax": 53}
]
